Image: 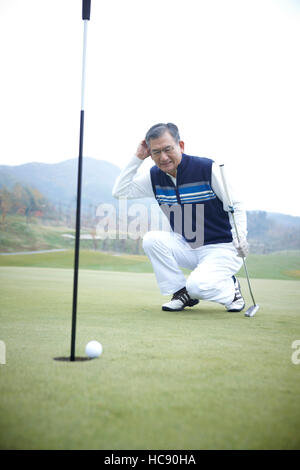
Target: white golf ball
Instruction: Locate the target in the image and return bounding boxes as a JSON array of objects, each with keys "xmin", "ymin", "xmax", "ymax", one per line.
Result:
[{"xmin": 85, "ymin": 340, "xmax": 103, "ymax": 358}]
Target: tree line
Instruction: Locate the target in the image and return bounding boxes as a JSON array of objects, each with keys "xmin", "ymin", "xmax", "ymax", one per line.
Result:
[{"xmin": 0, "ymin": 183, "xmax": 53, "ymax": 223}]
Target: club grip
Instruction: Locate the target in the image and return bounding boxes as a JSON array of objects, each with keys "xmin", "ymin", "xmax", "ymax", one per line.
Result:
[
  {"xmin": 82, "ymin": 0, "xmax": 91, "ymax": 20},
  {"xmin": 219, "ymin": 164, "xmax": 233, "ymax": 210}
]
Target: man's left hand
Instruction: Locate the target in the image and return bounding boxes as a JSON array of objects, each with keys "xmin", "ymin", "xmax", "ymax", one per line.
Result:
[{"xmin": 233, "ymin": 237, "xmax": 249, "ymax": 258}]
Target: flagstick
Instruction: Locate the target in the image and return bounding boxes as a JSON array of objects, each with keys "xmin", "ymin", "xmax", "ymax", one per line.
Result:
[{"xmin": 70, "ymin": 0, "xmax": 91, "ymax": 361}]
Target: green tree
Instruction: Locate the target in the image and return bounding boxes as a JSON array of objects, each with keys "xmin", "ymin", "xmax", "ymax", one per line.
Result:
[{"xmin": 0, "ymin": 186, "xmax": 13, "ymax": 224}]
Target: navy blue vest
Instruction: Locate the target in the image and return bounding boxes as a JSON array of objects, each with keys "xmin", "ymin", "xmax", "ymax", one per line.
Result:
[{"xmin": 150, "ymin": 154, "xmax": 232, "ymax": 247}]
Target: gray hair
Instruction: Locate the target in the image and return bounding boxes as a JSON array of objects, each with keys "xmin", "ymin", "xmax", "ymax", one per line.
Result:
[{"xmin": 145, "ymin": 123, "xmax": 180, "ymax": 147}]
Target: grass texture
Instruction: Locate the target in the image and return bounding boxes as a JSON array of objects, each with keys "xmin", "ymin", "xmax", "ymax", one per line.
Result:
[
  {"xmin": 0, "ymin": 263, "xmax": 300, "ymax": 449},
  {"xmin": 0, "ymin": 249, "xmax": 300, "ymax": 280},
  {"xmin": 0, "ymin": 216, "xmax": 75, "ymax": 252}
]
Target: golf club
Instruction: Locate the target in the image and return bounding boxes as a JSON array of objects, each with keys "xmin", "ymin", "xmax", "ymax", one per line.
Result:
[
  {"xmin": 219, "ymin": 164, "xmax": 259, "ymax": 317},
  {"xmin": 70, "ymin": 0, "xmax": 92, "ymax": 361}
]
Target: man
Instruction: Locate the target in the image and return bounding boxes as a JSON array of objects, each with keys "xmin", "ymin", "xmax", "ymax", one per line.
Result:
[{"xmin": 112, "ymin": 123, "xmax": 248, "ymax": 312}]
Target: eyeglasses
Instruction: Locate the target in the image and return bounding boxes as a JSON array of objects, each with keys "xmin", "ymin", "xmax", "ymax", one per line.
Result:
[{"xmin": 151, "ymin": 145, "xmax": 175, "ymax": 157}]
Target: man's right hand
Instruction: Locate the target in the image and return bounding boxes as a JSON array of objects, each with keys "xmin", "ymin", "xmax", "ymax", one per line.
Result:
[{"xmin": 135, "ymin": 140, "xmax": 151, "ymax": 160}]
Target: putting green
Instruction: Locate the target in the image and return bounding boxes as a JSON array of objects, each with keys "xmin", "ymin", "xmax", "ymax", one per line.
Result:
[{"xmin": 0, "ymin": 266, "xmax": 300, "ymax": 449}]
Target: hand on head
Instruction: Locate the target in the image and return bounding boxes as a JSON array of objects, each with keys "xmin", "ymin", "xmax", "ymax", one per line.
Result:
[{"xmin": 135, "ymin": 140, "xmax": 151, "ymax": 160}]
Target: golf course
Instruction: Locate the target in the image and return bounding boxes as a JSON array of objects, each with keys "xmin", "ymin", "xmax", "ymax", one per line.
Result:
[{"xmin": 0, "ymin": 249, "xmax": 300, "ymax": 450}]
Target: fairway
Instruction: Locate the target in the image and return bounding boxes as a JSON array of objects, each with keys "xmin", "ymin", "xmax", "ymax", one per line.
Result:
[
  {"xmin": 0, "ymin": 264, "xmax": 300, "ymax": 450},
  {"xmin": 1, "ymin": 249, "xmax": 300, "ymax": 280}
]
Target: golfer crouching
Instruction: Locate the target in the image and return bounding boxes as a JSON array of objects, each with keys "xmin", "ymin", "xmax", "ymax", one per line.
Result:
[{"xmin": 112, "ymin": 123, "xmax": 249, "ymax": 312}]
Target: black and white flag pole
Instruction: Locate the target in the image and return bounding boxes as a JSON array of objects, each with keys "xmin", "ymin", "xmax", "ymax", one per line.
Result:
[{"xmin": 70, "ymin": 0, "xmax": 91, "ymax": 361}]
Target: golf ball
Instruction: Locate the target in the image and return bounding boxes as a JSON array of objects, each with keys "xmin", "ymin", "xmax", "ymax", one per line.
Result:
[{"xmin": 85, "ymin": 340, "xmax": 103, "ymax": 358}]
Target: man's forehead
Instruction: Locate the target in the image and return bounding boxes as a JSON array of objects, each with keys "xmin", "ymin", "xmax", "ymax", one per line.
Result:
[{"xmin": 149, "ymin": 131, "xmax": 176, "ymax": 148}]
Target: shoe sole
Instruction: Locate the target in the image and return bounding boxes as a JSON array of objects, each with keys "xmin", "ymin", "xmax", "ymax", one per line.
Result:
[
  {"xmin": 162, "ymin": 299, "xmax": 199, "ymax": 312},
  {"xmin": 227, "ymin": 302, "xmax": 245, "ymax": 312},
  {"xmin": 162, "ymin": 306, "xmax": 184, "ymax": 311}
]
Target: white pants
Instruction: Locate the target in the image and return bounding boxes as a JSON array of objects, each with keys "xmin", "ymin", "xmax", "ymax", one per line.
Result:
[{"xmin": 143, "ymin": 231, "xmax": 243, "ymax": 307}]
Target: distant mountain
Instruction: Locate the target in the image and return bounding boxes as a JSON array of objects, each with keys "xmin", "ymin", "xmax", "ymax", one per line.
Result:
[
  {"xmin": 0, "ymin": 157, "xmax": 121, "ymax": 210},
  {"xmin": 246, "ymin": 210, "xmax": 300, "ymax": 253},
  {"xmin": 266, "ymin": 212, "xmax": 300, "ymax": 228}
]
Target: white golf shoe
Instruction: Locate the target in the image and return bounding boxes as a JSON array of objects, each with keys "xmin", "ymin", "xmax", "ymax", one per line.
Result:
[
  {"xmin": 226, "ymin": 276, "xmax": 245, "ymax": 312},
  {"xmin": 162, "ymin": 287, "xmax": 199, "ymax": 312}
]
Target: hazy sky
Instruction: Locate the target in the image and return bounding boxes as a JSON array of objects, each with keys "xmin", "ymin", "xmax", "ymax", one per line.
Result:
[{"xmin": 0, "ymin": 0, "xmax": 299, "ymax": 216}]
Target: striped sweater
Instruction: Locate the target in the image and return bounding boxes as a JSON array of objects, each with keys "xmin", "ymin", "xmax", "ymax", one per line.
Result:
[{"xmin": 150, "ymin": 154, "xmax": 232, "ymax": 247}]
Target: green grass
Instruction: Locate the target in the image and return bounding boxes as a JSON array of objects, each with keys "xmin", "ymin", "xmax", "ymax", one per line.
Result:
[
  {"xmin": 0, "ymin": 249, "xmax": 300, "ymax": 280},
  {"xmin": 0, "ymin": 215, "xmax": 143, "ymax": 254},
  {"xmin": 0, "ymin": 250, "xmax": 153, "ymax": 273},
  {"xmin": 0, "ymin": 266, "xmax": 300, "ymax": 449},
  {"xmin": 0, "ymin": 215, "xmax": 75, "ymax": 252},
  {"xmin": 242, "ymin": 250, "xmax": 300, "ymax": 280}
]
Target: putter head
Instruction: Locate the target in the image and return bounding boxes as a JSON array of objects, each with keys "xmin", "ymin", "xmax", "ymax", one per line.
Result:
[{"xmin": 244, "ymin": 304, "xmax": 260, "ymax": 317}]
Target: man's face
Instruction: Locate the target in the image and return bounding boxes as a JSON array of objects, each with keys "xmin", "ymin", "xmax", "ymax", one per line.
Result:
[{"xmin": 149, "ymin": 131, "xmax": 184, "ymax": 177}]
